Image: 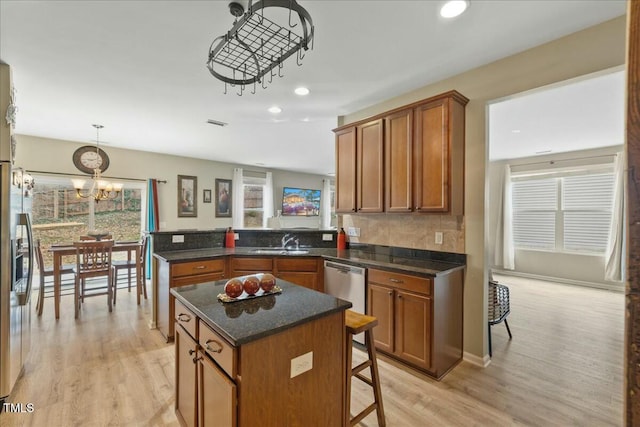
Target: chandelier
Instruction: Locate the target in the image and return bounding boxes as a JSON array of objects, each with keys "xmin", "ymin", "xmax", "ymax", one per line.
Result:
[
  {"xmin": 206, "ymin": 0, "xmax": 314, "ymax": 95},
  {"xmin": 72, "ymin": 125, "xmax": 122, "ymax": 203}
]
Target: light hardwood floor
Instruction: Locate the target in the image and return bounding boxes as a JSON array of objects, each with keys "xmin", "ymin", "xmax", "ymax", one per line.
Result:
[{"xmin": 2, "ymin": 275, "xmax": 624, "ymax": 426}]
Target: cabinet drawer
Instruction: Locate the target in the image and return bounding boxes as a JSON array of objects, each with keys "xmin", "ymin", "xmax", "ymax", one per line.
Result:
[
  {"xmin": 175, "ymin": 299, "xmax": 198, "ymax": 339},
  {"xmin": 199, "ymin": 320, "xmax": 237, "ymax": 379},
  {"xmin": 172, "ymin": 259, "xmax": 225, "ymax": 279},
  {"xmin": 368, "ymin": 269, "xmax": 432, "ymax": 295},
  {"xmin": 275, "ymin": 257, "xmax": 318, "ymax": 272},
  {"xmin": 172, "ymin": 272, "xmax": 226, "ymax": 287},
  {"xmin": 230, "ymin": 257, "xmax": 273, "ymax": 272}
]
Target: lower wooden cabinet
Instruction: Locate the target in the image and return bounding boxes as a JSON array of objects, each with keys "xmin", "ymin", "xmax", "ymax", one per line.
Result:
[
  {"xmin": 158, "ymin": 258, "xmax": 227, "ymax": 341},
  {"xmin": 368, "ymin": 283, "xmax": 432, "ymax": 370},
  {"xmin": 367, "ymin": 267, "xmax": 462, "ymax": 379},
  {"xmin": 175, "ymin": 325, "xmax": 198, "ymax": 427},
  {"xmin": 198, "ymin": 348, "xmax": 237, "ymax": 427},
  {"xmin": 274, "ymin": 257, "xmax": 323, "ymax": 292}
]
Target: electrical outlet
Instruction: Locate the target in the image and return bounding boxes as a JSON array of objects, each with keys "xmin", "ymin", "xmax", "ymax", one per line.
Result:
[
  {"xmin": 322, "ymin": 233, "xmax": 333, "ymax": 241},
  {"xmin": 435, "ymin": 232, "xmax": 443, "ymax": 245},
  {"xmin": 290, "ymin": 351, "xmax": 313, "ymax": 378},
  {"xmin": 172, "ymin": 234, "xmax": 185, "ymax": 243},
  {"xmin": 347, "ymin": 227, "xmax": 360, "ymax": 237},
  {"xmin": 234, "ymin": 233, "xmax": 239, "ymax": 240}
]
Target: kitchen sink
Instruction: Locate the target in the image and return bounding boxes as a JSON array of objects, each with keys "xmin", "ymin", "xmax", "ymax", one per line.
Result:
[{"xmin": 249, "ymin": 248, "xmax": 309, "ymax": 255}]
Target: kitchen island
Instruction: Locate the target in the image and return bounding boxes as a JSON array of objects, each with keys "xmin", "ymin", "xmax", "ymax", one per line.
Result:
[{"xmin": 171, "ymin": 278, "xmax": 352, "ymax": 427}]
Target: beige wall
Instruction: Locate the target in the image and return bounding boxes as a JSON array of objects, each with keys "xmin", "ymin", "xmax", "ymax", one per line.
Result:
[
  {"xmin": 339, "ymin": 16, "xmax": 626, "ymax": 360},
  {"xmin": 14, "ymin": 134, "xmax": 328, "ymax": 231}
]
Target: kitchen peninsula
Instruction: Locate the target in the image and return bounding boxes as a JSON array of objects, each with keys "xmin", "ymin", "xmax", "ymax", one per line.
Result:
[{"xmin": 171, "ymin": 278, "xmax": 352, "ymax": 427}]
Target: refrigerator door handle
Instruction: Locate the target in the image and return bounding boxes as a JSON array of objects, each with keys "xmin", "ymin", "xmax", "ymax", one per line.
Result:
[{"xmin": 16, "ymin": 213, "xmax": 33, "ymax": 306}]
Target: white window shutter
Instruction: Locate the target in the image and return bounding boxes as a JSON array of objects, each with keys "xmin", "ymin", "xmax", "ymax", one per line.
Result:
[{"xmin": 512, "ymin": 178, "xmax": 557, "ymax": 250}]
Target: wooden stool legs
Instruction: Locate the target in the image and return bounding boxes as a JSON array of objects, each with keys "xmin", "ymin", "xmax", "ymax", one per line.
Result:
[{"xmin": 345, "ymin": 311, "xmax": 386, "ymax": 426}]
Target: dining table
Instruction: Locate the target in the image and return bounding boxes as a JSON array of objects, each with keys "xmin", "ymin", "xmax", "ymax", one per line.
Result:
[{"xmin": 49, "ymin": 241, "xmax": 143, "ymax": 319}]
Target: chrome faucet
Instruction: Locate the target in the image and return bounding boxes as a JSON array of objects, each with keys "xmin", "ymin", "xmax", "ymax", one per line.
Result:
[{"xmin": 281, "ymin": 233, "xmax": 297, "ymax": 248}]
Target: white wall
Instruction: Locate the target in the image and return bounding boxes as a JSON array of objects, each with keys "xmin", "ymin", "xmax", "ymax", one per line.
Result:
[
  {"xmin": 488, "ymin": 145, "xmax": 623, "ymax": 290},
  {"xmin": 14, "ymin": 134, "xmax": 329, "ymax": 231}
]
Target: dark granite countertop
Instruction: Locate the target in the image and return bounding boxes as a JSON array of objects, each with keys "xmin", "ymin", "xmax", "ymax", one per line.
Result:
[
  {"xmin": 171, "ymin": 278, "xmax": 352, "ymax": 346},
  {"xmin": 154, "ymin": 247, "xmax": 465, "ymax": 277}
]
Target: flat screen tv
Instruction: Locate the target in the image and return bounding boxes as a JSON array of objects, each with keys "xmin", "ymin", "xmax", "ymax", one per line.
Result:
[{"xmin": 282, "ymin": 187, "xmax": 321, "ymax": 216}]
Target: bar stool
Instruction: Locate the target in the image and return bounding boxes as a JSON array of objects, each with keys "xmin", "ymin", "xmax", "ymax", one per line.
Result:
[{"xmin": 345, "ymin": 310, "xmax": 386, "ymax": 427}]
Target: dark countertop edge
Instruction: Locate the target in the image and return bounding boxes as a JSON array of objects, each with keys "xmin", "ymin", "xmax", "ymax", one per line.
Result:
[
  {"xmin": 151, "ymin": 229, "xmax": 337, "ymax": 235},
  {"xmin": 154, "ymin": 247, "xmax": 465, "ymax": 277},
  {"xmin": 170, "ymin": 287, "xmax": 351, "ymax": 346}
]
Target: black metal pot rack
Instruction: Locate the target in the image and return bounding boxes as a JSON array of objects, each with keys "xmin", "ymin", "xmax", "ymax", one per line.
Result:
[{"xmin": 206, "ymin": 0, "xmax": 314, "ymax": 95}]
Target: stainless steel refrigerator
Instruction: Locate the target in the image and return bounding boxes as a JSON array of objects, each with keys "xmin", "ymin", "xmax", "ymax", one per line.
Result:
[
  {"xmin": 0, "ymin": 166, "xmax": 33, "ymax": 404},
  {"xmin": 0, "ymin": 61, "xmax": 33, "ymax": 404}
]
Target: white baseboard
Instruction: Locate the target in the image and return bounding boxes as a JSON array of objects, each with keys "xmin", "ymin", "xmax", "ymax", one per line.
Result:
[
  {"xmin": 463, "ymin": 351, "xmax": 491, "ymax": 368},
  {"xmin": 493, "ymin": 269, "xmax": 624, "ymax": 293}
]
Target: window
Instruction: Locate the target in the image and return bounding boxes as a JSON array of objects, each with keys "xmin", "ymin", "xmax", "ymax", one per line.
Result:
[
  {"xmin": 243, "ymin": 183, "xmax": 264, "ymax": 228},
  {"xmin": 31, "ymin": 174, "xmax": 143, "ymax": 267},
  {"xmin": 511, "ymin": 168, "xmax": 614, "ymax": 254}
]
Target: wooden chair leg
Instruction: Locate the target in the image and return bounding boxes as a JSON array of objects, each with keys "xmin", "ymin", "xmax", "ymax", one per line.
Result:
[
  {"xmin": 74, "ymin": 276, "xmax": 80, "ymax": 319},
  {"xmin": 488, "ymin": 322, "xmax": 492, "ymax": 358},
  {"xmin": 36, "ymin": 277, "xmax": 44, "ymax": 316},
  {"xmin": 108, "ymin": 272, "xmax": 113, "ymax": 312}
]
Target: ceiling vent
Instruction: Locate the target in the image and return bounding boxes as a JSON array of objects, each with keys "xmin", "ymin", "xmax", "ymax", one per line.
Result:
[{"xmin": 207, "ymin": 119, "xmax": 228, "ymax": 127}]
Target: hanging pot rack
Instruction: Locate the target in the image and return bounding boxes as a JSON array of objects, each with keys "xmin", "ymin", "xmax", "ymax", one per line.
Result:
[{"xmin": 206, "ymin": 0, "xmax": 314, "ymax": 95}]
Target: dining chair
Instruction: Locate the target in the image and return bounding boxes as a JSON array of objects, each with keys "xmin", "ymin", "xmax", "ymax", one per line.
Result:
[
  {"xmin": 111, "ymin": 235, "xmax": 149, "ymax": 304},
  {"xmin": 79, "ymin": 234, "xmax": 113, "ymax": 241},
  {"xmin": 34, "ymin": 239, "xmax": 75, "ymax": 316},
  {"xmin": 72, "ymin": 239, "xmax": 114, "ymax": 318}
]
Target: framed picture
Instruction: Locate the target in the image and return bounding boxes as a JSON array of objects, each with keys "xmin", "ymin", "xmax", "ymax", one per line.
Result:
[
  {"xmin": 203, "ymin": 189, "xmax": 212, "ymax": 203},
  {"xmin": 178, "ymin": 175, "xmax": 197, "ymax": 217},
  {"xmin": 215, "ymin": 178, "xmax": 232, "ymax": 217}
]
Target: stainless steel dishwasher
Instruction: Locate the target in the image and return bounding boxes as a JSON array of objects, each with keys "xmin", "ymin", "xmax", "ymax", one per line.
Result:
[{"xmin": 324, "ymin": 261, "xmax": 365, "ymax": 344}]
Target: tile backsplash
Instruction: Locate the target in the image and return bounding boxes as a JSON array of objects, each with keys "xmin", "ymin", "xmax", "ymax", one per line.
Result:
[{"xmin": 340, "ymin": 214, "xmax": 465, "ymax": 253}]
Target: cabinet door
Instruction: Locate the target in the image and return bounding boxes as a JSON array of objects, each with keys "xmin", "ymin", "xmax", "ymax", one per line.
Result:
[
  {"xmin": 175, "ymin": 325, "xmax": 198, "ymax": 427},
  {"xmin": 414, "ymin": 98, "xmax": 449, "ymax": 212},
  {"xmin": 275, "ymin": 271, "xmax": 318, "ymax": 291},
  {"xmin": 357, "ymin": 119, "xmax": 384, "ymax": 213},
  {"xmin": 385, "ymin": 109, "xmax": 413, "ymax": 212},
  {"xmin": 199, "ymin": 352, "xmax": 237, "ymax": 427},
  {"xmin": 395, "ymin": 290, "xmax": 432, "ymax": 370},
  {"xmin": 335, "ymin": 126, "xmax": 357, "ymax": 213},
  {"xmin": 367, "ymin": 283, "xmax": 394, "ymax": 353}
]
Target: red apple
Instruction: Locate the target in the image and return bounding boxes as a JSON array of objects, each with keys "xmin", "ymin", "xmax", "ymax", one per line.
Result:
[
  {"xmin": 259, "ymin": 273, "xmax": 276, "ymax": 292},
  {"xmin": 224, "ymin": 278, "xmax": 243, "ymax": 299},
  {"xmin": 243, "ymin": 276, "xmax": 260, "ymax": 296}
]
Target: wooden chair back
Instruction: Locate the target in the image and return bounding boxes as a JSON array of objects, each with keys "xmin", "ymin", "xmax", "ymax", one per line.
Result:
[
  {"xmin": 73, "ymin": 240, "xmax": 114, "ymax": 279},
  {"xmin": 79, "ymin": 235, "xmax": 113, "ymax": 241}
]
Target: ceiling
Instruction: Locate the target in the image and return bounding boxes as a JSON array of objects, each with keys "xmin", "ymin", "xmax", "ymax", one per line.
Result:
[{"xmin": 0, "ymin": 1, "xmax": 627, "ymax": 176}]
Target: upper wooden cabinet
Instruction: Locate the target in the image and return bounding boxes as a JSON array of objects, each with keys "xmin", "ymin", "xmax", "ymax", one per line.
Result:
[
  {"xmin": 414, "ymin": 96, "xmax": 466, "ymax": 214},
  {"xmin": 356, "ymin": 119, "xmax": 384, "ymax": 213},
  {"xmin": 385, "ymin": 109, "xmax": 413, "ymax": 212},
  {"xmin": 334, "ymin": 90, "xmax": 468, "ymax": 215},
  {"xmin": 335, "ymin": 127, "xmax": 357, "ymax": 213}
]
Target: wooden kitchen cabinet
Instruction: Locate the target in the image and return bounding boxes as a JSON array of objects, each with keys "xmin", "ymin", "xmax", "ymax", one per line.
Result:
[
  {"xmin": 367, "ymin": 267, "xmax": 462, "ymax": 379},
  {"xmin": 333, "ymin": 90, "xmax": 468, "ymax": 215},
  {"xmin": 356, "ymin": 119, "xmax": 384, "ymax": 213},
  {"xmin": 335, "ymin": 126, "xmax": 357, "ymax": 213},
  {"xmin": 274, "ymin": 257, "xmax": 323, "ymax": 292},
  {"xmin": 229, "ymin": 257, "xmax": 273, "ymax": 276},
  {"xmin": 413, "ymin": 94, "xmax": 466, "ymax": 214},
  {"xmin": 175, "ymin": 302, "xmax": 236, "ymax": 427},
  {"xmin": 368, "ymin": 273, "xmax": 433, "ymax": 371},
  {"xmin": 385, "ymin": 109, "xmax": 413, "ymax": 212},
  {"xmin": 157, "ymin": 258, "xmax": 226, "ymax": 341},
  {"xmin": 175, "ymin": 324, "xmax": 198, "ymax": 427}
]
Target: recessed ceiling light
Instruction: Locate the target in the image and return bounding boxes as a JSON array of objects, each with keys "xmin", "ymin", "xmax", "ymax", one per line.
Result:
[
  {"xmin": 440, "ymin": 0, "xmax": 469, "ymax": 18},
  {"xmin": 301, "ymin": 117, "xmax": 310, "ymax": 122},
  {"xmin": 511, "ymin": 129, "xmax": 521, "ymax": 133},
  {"xmin": 268, "ymin": 106, "xmax": 282, "ymax": 114},
  {"xmin": 294, "ymin": 87, "xmax": 310, "ymax": 96}
]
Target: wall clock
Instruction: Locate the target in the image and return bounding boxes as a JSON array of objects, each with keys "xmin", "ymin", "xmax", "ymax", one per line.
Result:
[{"xmin": 72, "ymin": 145, "xmax": 110, "ymax": 175}]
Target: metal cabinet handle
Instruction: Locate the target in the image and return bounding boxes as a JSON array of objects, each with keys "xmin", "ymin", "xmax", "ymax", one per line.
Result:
[
  {"xmin": 194, "ymin": 265, "xmax": 206, "ymax": 269},
  {"xmin": 389, "ymin": 278, "xmax": 403, "ymax": 284},
  {"xmin": 177, "ymin": 313, "xmax": 192, "ymax": 323},
  {"xmin": 192, "ymin": 355, "xmax": 203, "ymax": 364},
  {"xmin": 205, "ymin": 339, "xmax": 223, "ymax": 353},
  {"xmin": 398, "ymin": 294, "xmax": 403, "ymax": 299},
  {"xmin": 387, "ymin": 291, "xmax": 393, "ymax": 296},
  {"xmin": 188, "ymin": 349, "xmax": 195, "ymax": 356}
]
